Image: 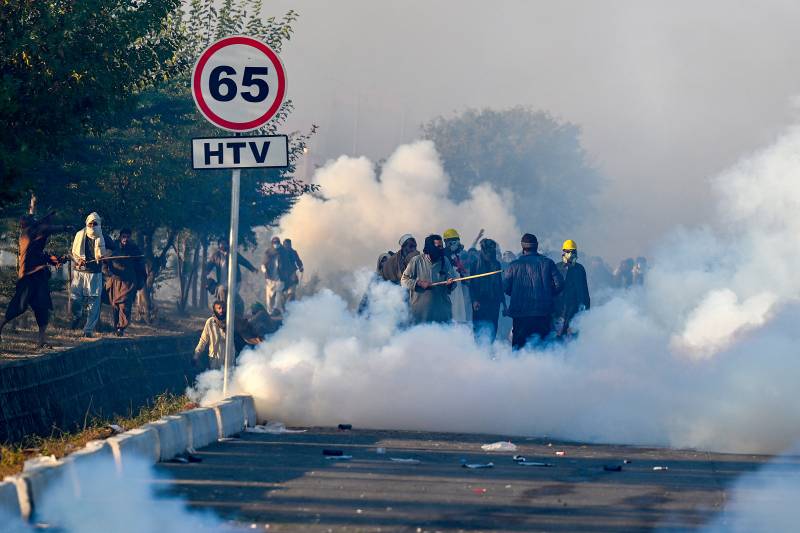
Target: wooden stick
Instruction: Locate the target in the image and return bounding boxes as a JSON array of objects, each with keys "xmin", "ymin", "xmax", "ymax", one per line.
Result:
[{"xmin": 429, "ymin": 269, "xmax": 502, "ymax": 287}]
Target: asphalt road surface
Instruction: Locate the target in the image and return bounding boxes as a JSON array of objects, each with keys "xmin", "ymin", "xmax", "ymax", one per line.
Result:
[{"xmin": 154, "ymin": 427, "xmax": 775, "ymax": 532}]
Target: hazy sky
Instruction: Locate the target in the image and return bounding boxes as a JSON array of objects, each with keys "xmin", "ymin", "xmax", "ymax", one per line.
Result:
[{"xmin": 259, "ymin": 0, "xmax": 800, "ymax": 257}]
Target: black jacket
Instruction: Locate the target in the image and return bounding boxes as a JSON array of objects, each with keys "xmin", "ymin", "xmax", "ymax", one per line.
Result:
[
  {"xmin": 469, "ymin": 253, "xmax": 504, "ymax": 308},
  {"xmin": 503, "ymin": 253, "xmax": 563, "ymax": 317},
  {"xmin": 553, "ymin": 261, "xmax": 590, "ymax": 321}
]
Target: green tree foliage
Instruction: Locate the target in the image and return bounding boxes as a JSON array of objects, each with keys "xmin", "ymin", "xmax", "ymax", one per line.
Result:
[
  {"xmin": 422, "ymin": 107, "xmax": 603, "ymax": 234},
  {"xmin": 21, "ymin": 1, "xmax": 314, "ymax": 319},
  {"xmin": 0, "ymin": 0, "xmax": 185, "ymax": 207}
]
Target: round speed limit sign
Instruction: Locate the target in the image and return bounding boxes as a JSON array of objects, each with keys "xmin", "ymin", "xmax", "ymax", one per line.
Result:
[{"xmin": 192, "ymin": 36, "xmax": 287, "ymax": 132}]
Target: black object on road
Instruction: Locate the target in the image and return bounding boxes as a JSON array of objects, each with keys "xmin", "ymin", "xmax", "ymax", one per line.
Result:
[
  {"xmin": 338, "ymin": 424, "xmax": 352, "ymax": 431},
  {"xmin": 603, "ymin": 465, "xmax": 622, "ymax": 472},
  {"xmin": 323, "ymin": 449, "xmax": 344, "ymax": 456}
]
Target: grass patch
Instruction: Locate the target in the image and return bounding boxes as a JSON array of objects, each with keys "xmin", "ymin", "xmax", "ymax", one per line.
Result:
[{"xmin": 0, "ymin": 392, "xmax": 196, "ymax": 478}]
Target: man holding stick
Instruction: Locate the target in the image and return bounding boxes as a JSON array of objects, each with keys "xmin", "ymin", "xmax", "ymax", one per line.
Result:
[
  {"xmin": 104, "ymin": 228, "xmax": 145, "ymax": 337},
  {"xmin": 70, "ymin": 212, "xmax": 110, "ymax": 338},
  {"xmin": 0, "ymin": 204, "xmax": 68, "ymax": 347},
  {"xmin": 401, "ymin": 234, "xmax": 457, "ymax": 324}
]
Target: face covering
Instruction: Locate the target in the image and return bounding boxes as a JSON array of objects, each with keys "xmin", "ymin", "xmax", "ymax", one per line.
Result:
[
  {"xmin": 85, "ymin": 214, "xmax": 101, "ymax": 239},
  {"xmin": 447, "ymin": 239, "xmax": 463, "ymax": 254},
  {"xmin": 272, "ymin": 242, "xmax": 280, "ymax": 249},
  {"xmin": 424, "ymin": 237, "xmax": 445, "ymax": 262},
  {"xmin": 562, "ymin": 250, "xmax": 577, "ymax": 264}
]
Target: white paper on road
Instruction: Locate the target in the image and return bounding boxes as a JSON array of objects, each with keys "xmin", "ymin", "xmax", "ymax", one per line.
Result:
[
  {"xmin": 245, "ymin": 421, "xmax": 307, "ymax": 434},
  {"xmin": 481, "ymin": 441, "xmax": 517, "ymax": 452},
  {"xmin": 326, "ymin": 455, "xmax": 353, "ymax": 461},
  {"xmin": 463, "ymin": 462, "xmax": 494, "ymax": 469},
  {"xmin": 390, "ymin": 458, "xmax": 421, "ymax": 464}
]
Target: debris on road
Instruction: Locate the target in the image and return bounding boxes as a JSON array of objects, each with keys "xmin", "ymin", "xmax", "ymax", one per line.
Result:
[
  {"xmin": 653, "ymin": 466, "xmax": 669, "ymax": 471},
  {"xmin": 323, "ymin": 449, "xmax": 344, "ymax": 456},
  {"xmin": 472, "ymin": 488, "xmax": 488, "ymax": 494},
  {"xmin": 603, "ymin": 465, "xmax": 622, "ymax": 472},
  {"xmin": 624, "ymin": 459, "xmax": 633, "ymax": 464},
  {"xmin": 338, "ymin": 424, "xmax": 353, "ymax": 431},
  {"xmin": 555, "ymin": 450, "xmax": 566, "ymax": 456},
  {"xmin": 462, "ymin": 462, "xmax": 495, "ymax": 469},
  {"xmin": 246, "ymin": 422, "xmax": 307, "ymax": 434},
  {"xmin": 390, "ymin": 458, "xmax": 421, "ymax": 464},
  {"xmin": 326, "ymin": 455, "xmax": 353, "ymax": 461},
  {"xmin": 512, "ymin": 455, "xmax": 527, "ymax": 462},
  {"xmin": 517, "ymin": 461, "xmax": 552, "ymax": 467},
  {"xmin": 376, "ymin": 447, "xmax": 386, "ymax": 454},
  {"xmin": 481, "ymin": 441, "xmax": 517, "ymax": 452}
]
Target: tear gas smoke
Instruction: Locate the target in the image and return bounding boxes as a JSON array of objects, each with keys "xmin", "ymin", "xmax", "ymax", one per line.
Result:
[
  {"xmin": 8, "ymin": 454, "xmax": 240, "ymax": 532},
  {"xmin": 275, "ymin": 140, "xmax": 520, "ymax": 290},
  {"xmin": 193, "ymin": 127, "xmax": 800, "ymax": 454},
  {"xmin": 697, "ymin": 450, "xmax": 800, "ymax": 532}
]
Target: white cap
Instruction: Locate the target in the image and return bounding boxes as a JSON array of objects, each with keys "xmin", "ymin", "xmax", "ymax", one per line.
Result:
[{"xmin": 399, "ymin": 234, "xmax": 414, "ymax": 246}]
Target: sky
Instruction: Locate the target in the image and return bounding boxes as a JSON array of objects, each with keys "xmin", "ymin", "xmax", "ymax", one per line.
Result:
[{"xmin": 259, "ymin": 0, "xmax": 800, "ymax": 258}]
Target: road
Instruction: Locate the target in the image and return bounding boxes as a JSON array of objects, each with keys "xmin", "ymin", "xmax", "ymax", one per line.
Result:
[{"xmin": 154, "ymin": 427, "xmax": 773, "ymax": 532}]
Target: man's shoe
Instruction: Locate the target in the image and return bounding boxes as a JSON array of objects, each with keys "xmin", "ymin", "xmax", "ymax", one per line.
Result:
[
  {"xmin": 82, "ymin": 332, "xmax": 93, "ymax": 339},
  {"xmin": 115, "ymin": 328, "xmax": 124, "ymax": 337}
]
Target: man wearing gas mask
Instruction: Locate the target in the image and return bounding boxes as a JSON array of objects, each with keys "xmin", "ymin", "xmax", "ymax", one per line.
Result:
[
  {"xmin": 552, "ymin": 239, "xmax": 590, "ymax": 337},
  {"xmin": 442, "ymin": 228, "xmax": 472, "ymax": 323}
]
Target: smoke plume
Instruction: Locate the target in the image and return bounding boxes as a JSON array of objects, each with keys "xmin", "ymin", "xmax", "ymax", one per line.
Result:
[{"xmin": 193, "ymin": 126, "xmax": 800, "ymax": 454}]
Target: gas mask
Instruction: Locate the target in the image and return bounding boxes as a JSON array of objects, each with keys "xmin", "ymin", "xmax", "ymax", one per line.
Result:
[{"xmin": 562, "ymin": 250, "xmax": 577, "ymax": 264}]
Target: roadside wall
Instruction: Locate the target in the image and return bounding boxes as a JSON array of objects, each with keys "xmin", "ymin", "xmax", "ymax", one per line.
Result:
[{"xmin": 0, "ymin": 334, "xmax": 197, "ymax": 442}]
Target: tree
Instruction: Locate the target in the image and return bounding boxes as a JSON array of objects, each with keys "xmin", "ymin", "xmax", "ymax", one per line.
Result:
[
  {"xmin": 0, "ymin": 0, "xmax": 185, "ymax": 208},
  {"xmin": 24, "ymin": 2, "xmax": 315, "ymax": 321},
  {"xmin": 422, "ymin": 107, "xmax": 603, "ymax": 234}
]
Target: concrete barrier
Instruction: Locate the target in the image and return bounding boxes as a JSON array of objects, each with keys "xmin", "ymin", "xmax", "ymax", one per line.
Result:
[
  {"xmin": 107, "ymin": 427, "xmax": 160, "ymax": 470},
  {"xmin": 213, "ymin": 398, "xmax": 245, "ymax": 439},
  {"xmin": 231, "ymin": 394, "xmax": 258, "ymax": 427},
  {"xmin": 0, "ymin": 479, "xmax": 22, "ymax": 520},
  {"xmin": 2, "ymin": 476, "xmax": 30, "ymax": 521},
  {"xmin": 143, "ymin": 415, "xmax": 188, "ymax": 461},
  {"xmin": 16, "ymin": 459, "xmax": 68, "ymax": 519},
  {"xmin": 181, "ymin": 407, "xmax": 217, "ymax": 450}
]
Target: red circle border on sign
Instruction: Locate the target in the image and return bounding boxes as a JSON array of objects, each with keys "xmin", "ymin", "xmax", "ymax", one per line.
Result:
[{"xmin": 192, "ymin": 36, "xmax": 287, "ymax": 132}]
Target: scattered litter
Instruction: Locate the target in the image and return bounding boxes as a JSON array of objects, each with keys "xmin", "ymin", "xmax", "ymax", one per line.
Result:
[
  {"xmin": 170, "ymin": 456, "xmax": 190, "ymax": 464},
  {"xmin": 323, "ymin": 449, "xmax": 344, "ymax": 456},
  {"xmin": 376, "ymin": 447, "xmax": 386, "ymax": 454},
  {"xmin": 512, "ymin": 455, "xmax": 527, "ymax": 462},
  {"xmin": 338, "ymin": 424, "xmax": 353, "ymax": 431},
  {"xmin": 246, "ymin": 422, "xmax": 307, "ymax": 434},
  {"xmin": 555, "ymin": 451, "xmax": 566, "ymax": 456},
  {"xmin": 462, "ymin": 462, "xmax": 494, "ymax": 469},
  {"xmin": 472, "ymin": 488, "xmax": 487, "ymax": 494},
  {"xmin": 653, "ymin": 466, "xmax": 669, "ymax": 471},
  {"xmin": 603, "ymin": 465, "xmax": 622, "ymax": 472},
  {"xmin": 390, "ymin": 458, "xmax": 421, "ymax": 464},
  {"xmin": 624, "ymin": 459, "xmax": 633, "ymax": 464},
  {"xmin": 218, "ymin": 437, "xmax": 237, "ymax": 442},
  {"xmin": 481, "ymin": 441, "xmax": 517, "ymax": 452},
  {"xmin": 356, "ymin": 509, "xmax": 363, "ymax": 514},
  {"xmin": 547, "ymin": 443, "xmax": 553, "ymax": 447},
  {"xmin": 326, "ymin": 455, "xmax": 353, "ymax": 461},
  {"xmin": 505, "ymin": 484, "xmax": 512, "ymax": 489},
  {"xmin": 517, "ymin": 461, "xmax": 552, "ymax": 467},
  {"xmin": 107, "ymin": 424, "xmax": 124, "ymax": 434}
]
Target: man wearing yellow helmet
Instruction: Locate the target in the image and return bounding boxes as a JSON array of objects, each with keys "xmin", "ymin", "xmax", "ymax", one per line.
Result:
[
  {"xmin": 442, "ymin": 228, "xmax": 472, "ymax": 323},
  {"xmin": 552, "ymin": 239, "xmax": 590, "ymax": 337}
]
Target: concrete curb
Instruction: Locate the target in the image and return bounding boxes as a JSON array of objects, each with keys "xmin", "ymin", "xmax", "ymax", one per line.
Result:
[
  {"xmin": 2, "ymin": 394, "xmax": 257, "ymax": 524},
  {"xmin": 231, "ymin": 394, "xmax": 258, "ymax": 427},
  {"xmin": 213, "ymin": 398, "xmax": 245, "ymax": 439},
  {"xmin": 182, "ymin": 407, "xmax": 218, "ymax": 450},
  {"xmin": 0, "ymin": 479, "xmax": 22, "ymax": 519},
  {"xmin": 143, "ymin": 415, "xmax": 188, "ymax": 462},
  {"xmin": 107, "ymin": 427, "xmax": 160, "ymax": 471}
]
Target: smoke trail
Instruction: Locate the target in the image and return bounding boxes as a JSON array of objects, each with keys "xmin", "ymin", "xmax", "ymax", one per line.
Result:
[{"xmin": 193, "ymin": 126, "xmax": 800, "ymax": 454}]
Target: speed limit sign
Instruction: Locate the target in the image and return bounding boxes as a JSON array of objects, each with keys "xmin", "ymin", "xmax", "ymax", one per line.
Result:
[{"xmin": 192, "ymin": 35, "xmax": 287, "ymax": 132}]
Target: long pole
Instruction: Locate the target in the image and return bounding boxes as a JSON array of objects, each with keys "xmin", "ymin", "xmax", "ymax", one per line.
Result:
[{"xmin": 222, "ymin": 168, "xmax": 241, "ymax": 397}]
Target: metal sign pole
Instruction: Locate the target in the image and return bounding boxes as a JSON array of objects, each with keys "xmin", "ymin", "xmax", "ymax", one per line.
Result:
[{"xmin": 222, "ymin": 168, "xmax": 240, "ymax": 397}]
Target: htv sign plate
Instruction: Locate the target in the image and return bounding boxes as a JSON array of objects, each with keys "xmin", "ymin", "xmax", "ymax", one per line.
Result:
[{"xmin": 192, "ymin": 135, "xmax": 289, "ymax": 169}]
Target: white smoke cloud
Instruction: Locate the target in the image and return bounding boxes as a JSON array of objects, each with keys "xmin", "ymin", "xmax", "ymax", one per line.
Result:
[
  {"xmin": 698, "ymin": 450, "xmax": 800, "ymax": 532},
  {"xmin": 276, "ymin": 140, "xmax": 520, "ymax": 289},
  {"xmin": 193, "ymin": 127, "xmax": 800, "ymax": 454},
  {"xmin": 11, "ymin": 454, "xmax": 240, "ymax": 532}
]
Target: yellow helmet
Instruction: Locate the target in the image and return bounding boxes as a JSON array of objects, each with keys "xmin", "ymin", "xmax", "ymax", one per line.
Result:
[
  {"xmin": 442, "ymin": 228, "xmax": 460, "ymax": 240},
  {"xmin": 562, "ymin": 239, "xmax": 577, "ymax": 251}
]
